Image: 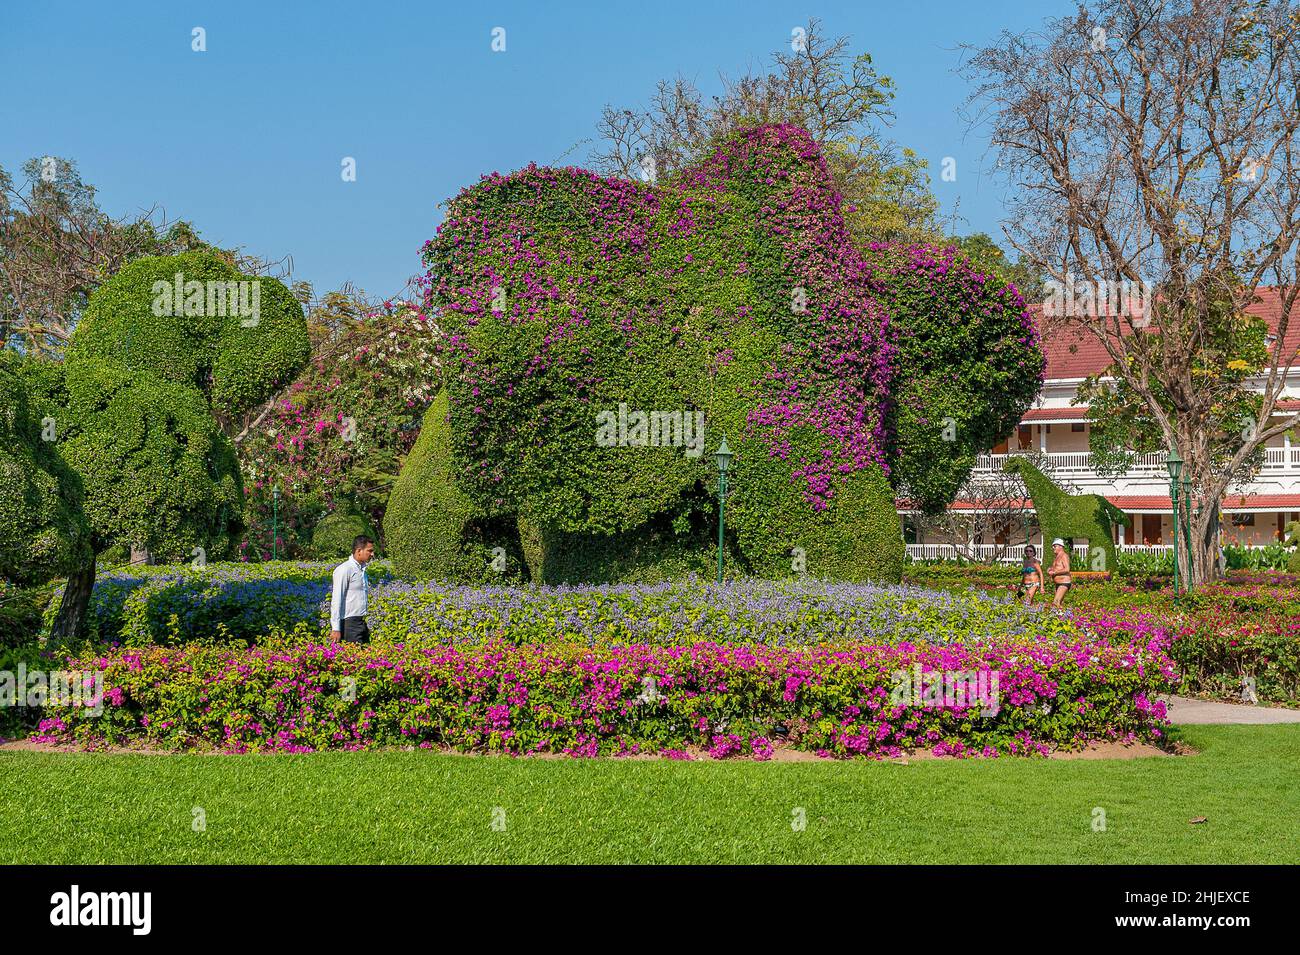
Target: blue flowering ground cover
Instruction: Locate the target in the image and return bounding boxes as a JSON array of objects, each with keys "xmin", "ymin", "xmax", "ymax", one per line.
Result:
[{"xmin": 56, "ymin": 560, "xmax": 1082, "ymax": 648}]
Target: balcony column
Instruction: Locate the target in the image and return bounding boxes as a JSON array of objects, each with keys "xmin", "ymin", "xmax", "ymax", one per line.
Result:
[
  {"xmin": 1039, "ymin": 425, "xmax": 1047, "ymax": 453},
  {"xmin": 1117, "ymin": 518, "xmax": 1125, "ymax": 546}
]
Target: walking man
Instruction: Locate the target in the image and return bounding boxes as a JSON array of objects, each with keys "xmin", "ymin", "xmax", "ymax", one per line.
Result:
[
  {"xmin": 1047, "ymin": 537, "xmax": 1073, "ymax": 609},
  {"xmin": 330, "ymin": 535, "xmax": 375, "ymax": 643}
]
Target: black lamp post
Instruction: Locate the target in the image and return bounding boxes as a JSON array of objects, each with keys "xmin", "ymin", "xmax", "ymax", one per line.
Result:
[
  {"xmin": 1166, "ymin": 450, "xmax": 1182, "ymax": 593},
  {"xmin": 715, "ymin": 437, "xmax": 733, "ymax": 584}
]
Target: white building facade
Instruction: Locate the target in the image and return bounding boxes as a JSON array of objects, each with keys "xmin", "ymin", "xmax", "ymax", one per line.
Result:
[{"xmin": 900, "ymin": 295, "xmax": 1300, "ymax": 562}]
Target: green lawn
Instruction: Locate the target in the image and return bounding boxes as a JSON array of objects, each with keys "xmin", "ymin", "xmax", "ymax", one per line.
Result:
[{"xmin": 2, "ymin": 725, "xmax": 1296, "ymax": 864}]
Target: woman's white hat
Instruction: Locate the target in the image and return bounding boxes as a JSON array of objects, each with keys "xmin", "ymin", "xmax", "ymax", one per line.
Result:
[{"xmin": 1051, "ymin": 537, "xmax": 1066, "ymax": 547}]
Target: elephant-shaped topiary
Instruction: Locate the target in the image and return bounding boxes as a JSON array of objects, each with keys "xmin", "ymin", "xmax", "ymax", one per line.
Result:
[
  {"xmin": 388, "ymin": 125, "xmax": 1041, "ymax": 584},
  {"xmin": 1002, "ymin": 456, "xmax": 1130, "ymax": 573}
]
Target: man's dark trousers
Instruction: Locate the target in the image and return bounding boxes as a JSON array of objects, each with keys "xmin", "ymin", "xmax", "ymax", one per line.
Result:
[{"xmin": 342, "ymin": 616, "xmax": 370, "ymax": 644}]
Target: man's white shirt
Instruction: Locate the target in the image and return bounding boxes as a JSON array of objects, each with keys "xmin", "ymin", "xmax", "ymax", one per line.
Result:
[{"xmin": 330, "ymin": 556, "xmax": 369, "ymax": 631}]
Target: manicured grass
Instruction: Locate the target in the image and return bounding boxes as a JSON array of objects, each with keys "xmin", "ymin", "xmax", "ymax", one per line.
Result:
[{"xmin": 2, "ymin": 725, "xmax": 1296, "ymax": 864}]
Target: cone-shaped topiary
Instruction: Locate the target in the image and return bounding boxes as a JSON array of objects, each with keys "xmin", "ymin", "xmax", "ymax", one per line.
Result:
[{"xmin": 385, "ymin": 390, "xmax": 530, "ymax": 583}]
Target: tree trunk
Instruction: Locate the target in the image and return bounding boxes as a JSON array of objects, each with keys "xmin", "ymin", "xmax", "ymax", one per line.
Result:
[
  {"xmin": 1197, "ymin": 508, "xmax": 1221, "ymax": 585},
  {"xmin": 48, "ymin": 561, "xmax": 96, "ymax": 649},
  {"xmin": 130, "ymin": 543, "xmax": 152, "ymax": 566},
  {"xmin": 1181, "ymin": 482, "xmax": 1222, "ymax": 588}
]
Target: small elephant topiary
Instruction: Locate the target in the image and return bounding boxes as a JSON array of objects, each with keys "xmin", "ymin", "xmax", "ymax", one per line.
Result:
[{"xmin": 1003, "ymin": 456, "xmax": 1129, "ymax": 573}]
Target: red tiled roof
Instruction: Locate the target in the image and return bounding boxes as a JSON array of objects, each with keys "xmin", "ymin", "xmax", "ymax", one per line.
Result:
[
  {"xmin": 1017, "ymin": 400, "xmax": 1295, "ymax": 423},
  {"xmin": 1220, "ymin": 493, "xmax": 1300, "ymax": 511},
  {"xmin": 1103, "ymin": 495, "xmax": 1173, "ymax": 511},
  {"xmin": 1033, "ymin": 288, "xmax": 1300, "ymax": 381},
  {"xmin": 896, "ymin": 498, "xmax": 1032, "ymax": 512},
  {"xmin": 898, "ymin": 495, "xmax": 1300, "ymax": 513},
  {"xmin": 1022, "ymin": 406, "xmax": 1090, "ymax": 421},
  {"xmin": 1102, "ymin": 494, "xmax": 1300, "ymax": 512}
]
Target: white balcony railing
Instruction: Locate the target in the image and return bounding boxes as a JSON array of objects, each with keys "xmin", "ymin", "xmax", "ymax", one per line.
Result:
[
  {"xmin": 1262, "ymin": 447, "xmax": 1300, "ymax": 470},
  {"xmin": 974, "ymin": 448, "xmax": 1300, "ymax": 476},
  {"xmin": 905, "ymin": 542, "xmax": 1266, "ymax": 563},
  {"xmin": 905, "ymin": 543, "xmax": 1089, "ymax": 564}
]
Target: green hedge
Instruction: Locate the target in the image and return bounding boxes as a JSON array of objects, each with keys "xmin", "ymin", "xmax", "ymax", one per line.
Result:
[
  {"xmin": 309, "ymin": 509, "xmax": 376, "ymax": 560},
  {"xmin": 0, "ymin": 353, "xmax": 92, "ymax": 585}
]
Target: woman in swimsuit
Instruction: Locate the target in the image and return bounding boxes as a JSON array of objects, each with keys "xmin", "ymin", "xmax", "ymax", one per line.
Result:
[
  {"xmin": 1020, "ymin": 544, "xmax": 1045, "ymax": 605},
  {"xmin": 1048, "ymin": 538, "xmax": 1073, "ymax": 608}
]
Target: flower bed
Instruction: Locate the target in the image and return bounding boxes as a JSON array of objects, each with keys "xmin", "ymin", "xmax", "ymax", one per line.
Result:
[
  {"xmin": 357, "ymin": 578, "xmax": 1088, "ymax": 647},
  {"xmin": 64, "ymin": 562, "xmax": 1091, "ymax": 648},
  {"xmin": 1069, "ymin": 580, "xmax": 1300, "ymax": 705},
  {"xmin": 50, "ymin": 561, "xmax": 393, "ymax": 646},
  {"xmin": 43, "ymin": 627, "xmax": 1176, "ymax": 757},
  {"xmin": 901, "ymin": 570, "xmax": 1300, "ymax": 705}
]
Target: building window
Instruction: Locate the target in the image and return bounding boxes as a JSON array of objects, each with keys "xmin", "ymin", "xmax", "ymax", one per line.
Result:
[
  {"xmin": 1229, "ymin": 513, "xmax": 1256, "ymax": 527},
  {"xmin": 1071, "ymin": 423, "xmax": 1085, "ymax": 432}
]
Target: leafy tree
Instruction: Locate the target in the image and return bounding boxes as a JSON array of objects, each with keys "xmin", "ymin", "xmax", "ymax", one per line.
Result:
[
  {"xmin": 44, "ymin": 253, "xmax": 309, "ymax": 644},
  {"xmin": 0, "ymin": 157, "xmax": 286, "ymax": 357},
  {"xmin": 968, "ymin": 0, "xmax": 1300, "ymax": 585},
  {"xmin": 593, "ymin": 17, "xmax": 940, "ymax": 246}
]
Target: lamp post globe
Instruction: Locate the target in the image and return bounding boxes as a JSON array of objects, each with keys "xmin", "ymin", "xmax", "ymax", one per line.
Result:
[
  {"xmin": 1165, "ymin": 449, "xmax": 1183, "ymax": 483},
  {"xmin": 714, "ymin": 437, "xmax": 733, "ymax": 473}
]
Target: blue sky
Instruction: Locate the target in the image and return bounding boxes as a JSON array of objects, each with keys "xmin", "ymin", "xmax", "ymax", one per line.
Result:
[{"xmin": 1, "ymin": 0, "xmax": 1074, "ymax": 301}]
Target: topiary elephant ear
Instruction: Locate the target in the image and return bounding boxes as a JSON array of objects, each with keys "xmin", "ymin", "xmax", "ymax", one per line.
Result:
[
  {"xmin": 872, "ymin": 244, "xmax": 1045, "ymax": 515},
  {"xmin": 402, "ymin": 124, "xmax": 903, "ymax": 582},
  {"xmin": 67, "ymin": 250, "xmax": 310, "ymax": 420},
  {"xmin": 0, "ymin": 353, "xmax": 92, "ymax": 585}
]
